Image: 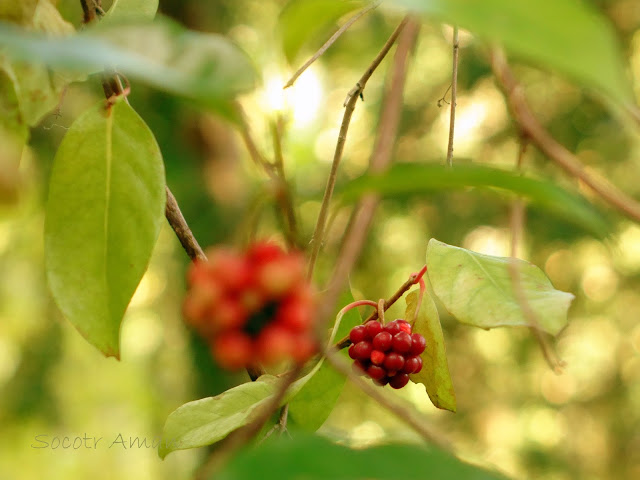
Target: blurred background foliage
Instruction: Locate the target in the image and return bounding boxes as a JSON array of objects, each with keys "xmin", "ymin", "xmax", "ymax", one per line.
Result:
[{"xmin": 2, "ymin": 0, "xmax": 640, "ymax": 479}]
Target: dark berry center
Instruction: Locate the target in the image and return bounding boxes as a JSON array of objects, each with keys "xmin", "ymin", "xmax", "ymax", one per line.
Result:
[{"xmin": 243, "ymin": 301, "xmax": 279, "ymax": 337}]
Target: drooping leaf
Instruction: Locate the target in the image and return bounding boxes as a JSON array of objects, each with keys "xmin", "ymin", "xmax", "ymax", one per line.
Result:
[
  {"xmin": 426, "ymin": 239, "xmax": 574, "ymax": 336},
  {"xmin": 337, "ymin": 163, "xmax": 610, "ymax": 238},
  {"xmin": 214, "ymin": 433, "xmax": 510, "ymax": 480},
  {"xmin": 0, "ymin": 17, "xmax": 257, "ymax": 120},
  {"xmin": 103, "ymin": 0, "xmax": 159, "ymax": 24},
  {"xmin": 288, "ymin": 289, "xmax": 363, "ymax": 431},
  {"xmin": 280, "ymin": 0, "xmax": 364, "ymax": 62},
  {"xmin": 386, "ymin": 0, "xmax": 633, "ymax": 106},
  {"xmin": 405, "ymin": 288, "xmax": 456, "ymax": 412},
  {"xmin": 159, "ymin": 362, "xmax": 325, "ymax": 458},
  {"xmin": 45, "ymin": 99, "xmax": 166, "ymax": 359}
]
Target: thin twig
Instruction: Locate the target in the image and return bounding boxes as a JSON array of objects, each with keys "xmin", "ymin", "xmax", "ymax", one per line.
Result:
[
  {"xmin": 324, "ymin": 347, "xmax": 451, "ymax": 451},
  {"xmin": 283, "ymin": 1, "xmax": 382, "ymax": 89},
  {"xmin": 165, "ymin": 187, "xmax": 207, "ymax": 262},
  {"xmin": 307, "ymin": 17, "xmax": 410, "ymax": 280},
  {"xmin": 490, "ymin": 49, "xmax": 640, "ymax": 223},
  {"xmin": 446, "ymin": 26, "xmax": 459, "ymax": 168},
  {"xmin": 195, "ymin": 365, "xmax": 303, "ymax": 480},
  {"xmin": 270, "ymin": 119, "xmax": 299, "ymax": 248},
  {"xmin": 508, "ymin": 139, "xmax": 563, "ymax": 372},
  {"xmin": 313, "ymin": 17, "xmax": 420, "ymax": 338}
]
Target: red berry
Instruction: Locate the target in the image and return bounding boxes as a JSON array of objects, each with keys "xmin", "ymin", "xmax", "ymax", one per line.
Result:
[
  {"xmin": 409, "ymin": 333, "xmax": 426, "ymax": 355},
  {"xmin": 255, "ymin": 325, "xmax": 296, "ymax": 365},
  {"xmin": 402, "ymin": 355, "xmax": 422, "ymax": 374},
  {"xmin": 256, "ymin": 255, "xmax": 304, "ymax": 298},
  {"xmin": 396, "ymin": 320, "xmax": 412, "ymax": 334},
  {"xmin": 384, "ymin": 352, "xmax": 405, "ymax": 371},
  {"xmin": 366, "ymin": 364, "xmax": 386, "ymax": 380},
  {"xmin": 370, "ymin": 350, "xmax": 386, "ymax": 365},
  {"xmin": 384, "ymin": 321, "xmax": 401, "ymax": 336},
  {"xmin": 349, "ymin": 325, "xmax": 367, "ymax": 344},
  {"xmin": 348, "ymin": 344, "xmax": 358, "ymax": 360},
  {"xmin": 374, "ymin": 376, "xmax": 389, "ymax": 386},
  {"xmin": 352, "ymin": 359, "xmax": 368, "ymax": 375},
  {"xmin": 392, "ymin": 331, "xmax": 412, "ymax": 353},
  {"xmin": 212, "ymin": 298, "xmax": 247, "ymax": 330},
  {"xmin": 352, "ymin": 341, "xmax": 373, "ymax": 360},
  {"xmin": 365, "ymin": 320, "xmax": 383, "ymax": 339},
  {"xmin": 372, "ymin": 331, "xmax": 393, "ymax": 351},
  {"xmin": 389, "ymin": 373, "xmax": 410, "ymax": 389},
  {"xmin": 212, "ymin": 331, "xmax": 252, "ymax": 370},
  {"xmin": 277, "ymin": 294, "xmax": 313, "ymax": 331},
  {"xmin": 206, "ymin": 248, "xmax": 251, "ymax": 291},
  {"xmin": 246, "ymin": 242, "xmax": 284, "ymax": 264},
  {"xmin": 291, "ymin": 334, "xmax": 317, "ymax": 363}
]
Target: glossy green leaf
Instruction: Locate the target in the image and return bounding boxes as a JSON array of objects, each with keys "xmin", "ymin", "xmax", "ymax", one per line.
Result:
[
  {"xmin": 280, "ymin": 0, "xmax": 364, "ymax": 62},
  {"xmin": 337, "ymin": 163, "xmax": 610, "ymax": 238},
  {"xmin": 288, "ymin": 289, "xmax": 362, "ymax": 431},
  {"xmin": 387, "ymin": 0, "xmax": 632, "ymax": 105},
  {"xmin": 426, "ymin": 239, "xmax": 574, "ymax": 336},
  {"xmin": 45, "ymin": 100, "xmax": 166, "ymax": 358},
  {"xmin": 103, "ymin": 0, "xmax": 159, "ymax": 24},
  {"xmin": 0, "ymin": 17, "xmax": 257, "ymax": 120},
  {"xmin": 214, "ymin": 433, "xmax": 510, "ymax": 480},
  {"xmin": 160, "ymin": 362, "xmax": 325, "ymax": 458},
  {"xmin": 405, "ymin": 288, "xmax": 456, "ymax": 412}
]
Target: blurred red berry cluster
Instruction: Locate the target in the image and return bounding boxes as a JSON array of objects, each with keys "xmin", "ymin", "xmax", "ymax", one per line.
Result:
[
  {"xmin": 349, "ymin": 319, "xmax": 426, "ymax": 389},
  {"xmin": 183, "ymin": 242, "xmax": 317, "ymax": 369}
]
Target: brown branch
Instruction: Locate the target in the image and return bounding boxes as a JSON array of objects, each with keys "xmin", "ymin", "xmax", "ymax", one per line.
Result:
[
  {"xmin": 313, "ymin": 17, "xmax": 420, "ymax": 337},
  {"xmin": 307, "ymin": 17, "xmax": 410, "ymax": 279},
  {"xmin": 283, "ymin": 1, "xmax": 381, "ymax": 89},
  {"xmin": 491, "ymin": 48, "xmax": 640, "ymax": 223},
  {"xmin": 324, "ymin": 347, "xmax": 452, "ymax": 451},
  {"xmin": 165, "ymin": 187, "xmax": 207, "ymax": 262},
  {"xmin": 80, "ymin": 0, "xmax": 104, "ymax": 24},
  {"xmin": 195, "ymin": 365, "xmax": 303, "ymax": 480},
  {"xmin": 446, "ymin": 26, "xmax": 459, "ymax": 168},
  {"xmin": 270, "ymin": 119, "xmax": 299, "ymax": 248}
]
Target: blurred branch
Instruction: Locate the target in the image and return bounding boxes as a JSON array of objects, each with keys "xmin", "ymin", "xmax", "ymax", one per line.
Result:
[
  {"xmin": 80, "ymin": 0, "xmax": 104, "ymax": 23},
  {"xmin": 446, "ymin": 26, "xmax": 459, "ymax": 168},
  {"xmin": 313, "ymin": 17, "xmax": 420, "ymax": 336},
  {"xmin": 307, "ymin": 17, "xmax": 410, "ymax": 279},
  {"xmin": 283, "ymin": 1, "xmax": 381, "ymax": 89},
  {"xmin": 491, "ymin": 49, "xmax": 640, "ymax": 223},
  {"xmin": 324, "ymin": 347, "xmax": 452, "ymax": 451},
  {"xmin": 508, "ymin": 139, "xmax": 563, "ymax": 373}
]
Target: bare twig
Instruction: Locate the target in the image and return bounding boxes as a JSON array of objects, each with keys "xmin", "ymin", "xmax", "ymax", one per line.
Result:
[
  {"xmin": 284, "ymin": 1, "xmax": 381, "ymax": 89},
  {"xmin": 508, "ymin": 139, "xmax": 563, "ymax": 372},
  {"xmin": 165, "ymin": 187, "xmax": 207, "ymax": 262},
  {"xmin": 307, "ymin": 17, "xmax": 410, "ymax": 279},
  {"xmin": 324, "ymin": 347, "xmax": 451, "ymax": 450},
  {"xmin": 313, "ymin": 17, "xmax": 420, "ymax": 337},
  {"xmin": 491, "ymin": 49, "xmax": 640, "ymax": 223},
  {"xmin": 270, "ymin": 119, "xmax": 299, "ymax": 248},
  {"xmin": 195, "ymin": 365, "xmax": 303, "ymax": 480},
  {"xmin": 446, "ymin": 26, "xmax": 459, "ymax": 168}
]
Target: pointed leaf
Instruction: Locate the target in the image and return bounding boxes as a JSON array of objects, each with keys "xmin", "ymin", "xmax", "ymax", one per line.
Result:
[
  {"xmin": 337, "ymin": 163, "xmax": 609, "ymax": 238},
  {"xmin": 405, "ymin": 289, "xmax": 456, "ymax": 412},
  {"xmin": 426, "ymin": 239, "xmax": 574, "ymax": 335},
  {"xmin": 387, "ymin": 0, "xmax": 632, "ymax": 106},
  {"xmin": 160, "ymin": 362, "xmax": 324, "ymax": 458},
  {"xmin": 288, "ymin": 289, "xmax": 362, "ymax": 431},
  {"xmin": 45, "ymin": 100, "xmax": 166, "ymax": 358},
  {"xmin": 280, "ymin": 0, "xmax": 364, "ymax": 62},
  {"xmin": 215, "ymin": 434, "xmax": 510, "ymax": 480}
]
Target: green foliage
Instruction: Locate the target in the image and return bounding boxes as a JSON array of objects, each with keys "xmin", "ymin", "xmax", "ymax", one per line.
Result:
[
  {"xmin": 214, "ymin": 433, "xmax": 510, "ymax": 480},
  {"xmin": 426, "ymin": 239, "xmax": 574, "ymax": 336},
  {"xmin": 405, "ymin": 289, "xmax": 456, "ymax": 412},
  {"xmin": 337, "ymin": 163, "xmax": 610, "ymax": 238},
  {"xmin": 387, "ymin": 0, "xmax": 633, "ymax": 106},
  {"xmin": 288, "ymin": 289, "xmax": 362, "ymax": 431},
  {"xmin": 279, "ymin": 0, "xmax": 365, "ymax": 62},
  {"xmin": 44, "ymin": 99, "xmax": 166, "ymax": 359},
  {"xmin": 102, "ymin": 0, "xmax": 159, "ymax": 24},
  {"xmin": 0, "ymin": 17, "xmax": 257, "ymax": 120}
]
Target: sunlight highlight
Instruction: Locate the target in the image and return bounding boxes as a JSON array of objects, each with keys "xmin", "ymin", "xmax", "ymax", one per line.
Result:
[{"xmin": 261, "ymin": 68, "xmax": 323, "ymax": 128}]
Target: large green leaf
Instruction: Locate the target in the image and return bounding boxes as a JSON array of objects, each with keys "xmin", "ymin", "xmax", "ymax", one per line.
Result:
[
  {"xmin": 159, "ymin": 362, "xmax": 325, "ymax": 459},
  {"xmin": 337, "ymin": 163, "xmax": 610, "ymax": 238},
  {"xmin": 0, "ymin": 17, "xmax": 257, "ymax": 120},
  {"xmin": 280, "ymin": 0, "xmax": 364, "ymax": 62},
  {"xmin": 45, "ymin": 99, "xmax": 166, "ymax": 359},
  {"xmin": 288, "ymin": 289, "xmax": 362, "ymax": 431},
  {"xmin": 214, "ymin": 433, "xmax": 510, "ymax": 480},
  {"xmin": 103, "ymin": 0, "xmax": 159, "ymax": 24},
  {"xmin": 426, "ymin": 239, "xmax": 574, "ymax": 336},
  {"xmin": 405, "ymin": 289, "xmax": 456, "ymax": 412},
  {"xmin": 387, "ymin": 0, "xmax": 632, "ymax": 106}
]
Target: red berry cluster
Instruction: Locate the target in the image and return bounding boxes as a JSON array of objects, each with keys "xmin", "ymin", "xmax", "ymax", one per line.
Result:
[
  {"xmin": 183, "ymin": 242, "xmax": 316, "ymax": 370},
  {"xmin": 348, "ymin": 319, "xmax": 426, "ymax": 389}
]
